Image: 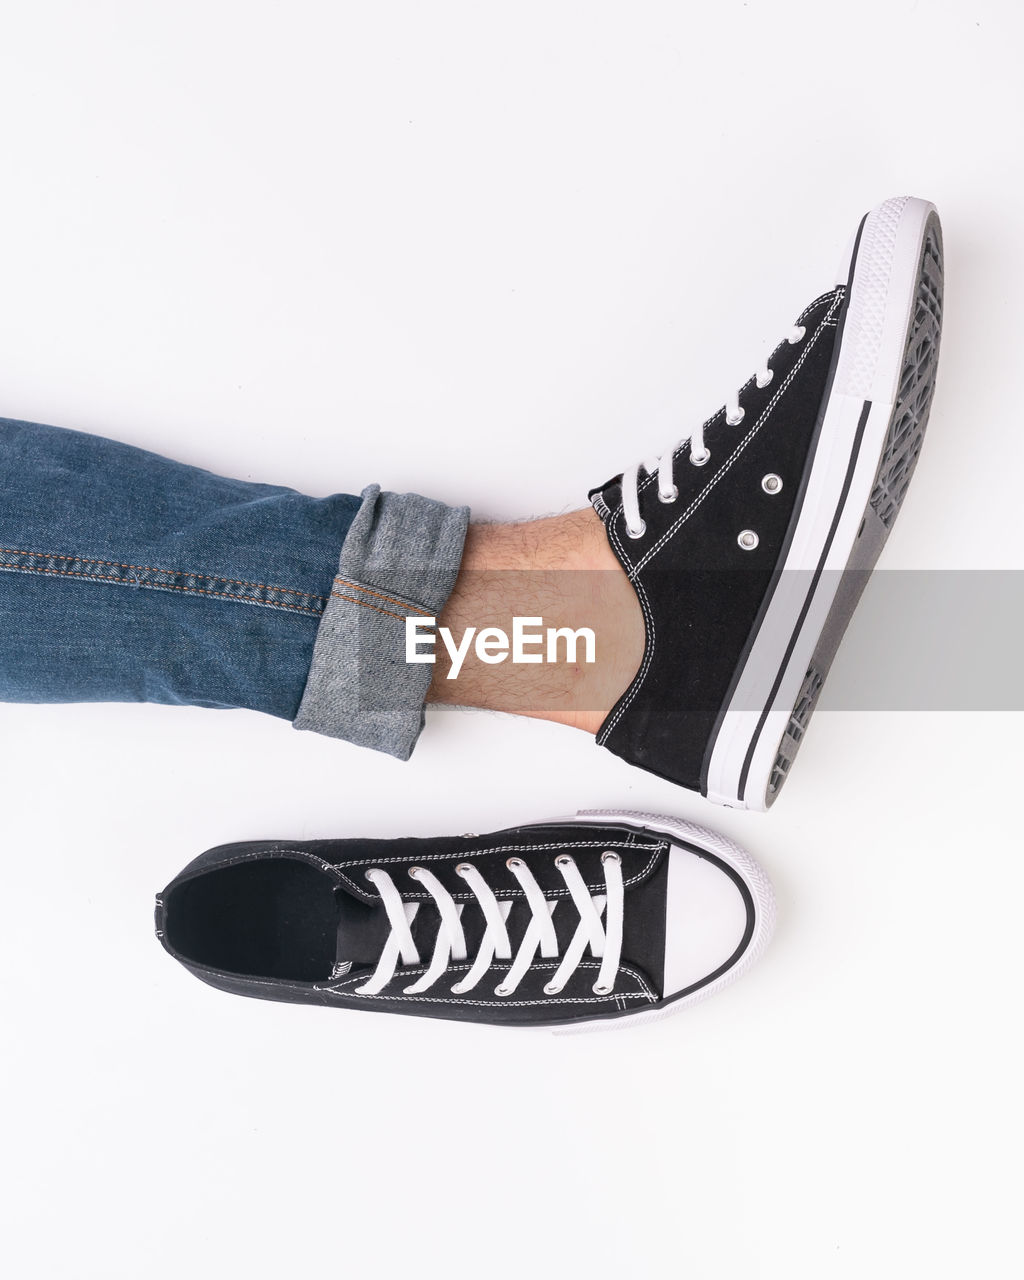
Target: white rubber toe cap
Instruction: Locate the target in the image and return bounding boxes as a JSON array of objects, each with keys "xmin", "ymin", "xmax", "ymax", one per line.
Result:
[{"xmin": 662, "ymin": 844, "xmax": 752, "ymax": 997}]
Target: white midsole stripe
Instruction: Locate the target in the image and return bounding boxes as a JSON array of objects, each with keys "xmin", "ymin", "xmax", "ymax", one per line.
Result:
[{"xmin": 704, "ymin": 196, "xmax": 937, "ymax": 810}]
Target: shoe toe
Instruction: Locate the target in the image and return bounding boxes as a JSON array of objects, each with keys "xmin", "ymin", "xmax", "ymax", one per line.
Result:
[{"xmin": 662, "ymin": 844, "xmax": 753, "ymax": 998}]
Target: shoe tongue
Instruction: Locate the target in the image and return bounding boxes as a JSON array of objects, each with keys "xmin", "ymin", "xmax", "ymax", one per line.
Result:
[{"xmin": 333, "ymin": 888, "xmax": 390, "ymax": 976}]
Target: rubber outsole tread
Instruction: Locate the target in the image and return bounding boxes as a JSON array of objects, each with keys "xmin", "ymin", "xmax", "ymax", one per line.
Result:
[{"xmin": 766, "ymin": 216, "xmax": 944, "ymax": 803}]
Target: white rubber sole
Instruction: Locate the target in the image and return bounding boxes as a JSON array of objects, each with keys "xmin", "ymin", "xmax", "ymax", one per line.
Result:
[
  {"xmin": 703, "ymin": 196, "xmax": 942, "ymax": 811},
  {"xmin": 545, "ymin": 810, "xmax": 776, "ymax": 1034}
]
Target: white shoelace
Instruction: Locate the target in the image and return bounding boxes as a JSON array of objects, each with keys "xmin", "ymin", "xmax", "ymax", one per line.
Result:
[
  {"xmin": 354, "ymin": 852, "xmax": 625, "ymax": 998},
  {"xmin": 620, "ymin": 322, "xmax": 808, "ymax": 539}
]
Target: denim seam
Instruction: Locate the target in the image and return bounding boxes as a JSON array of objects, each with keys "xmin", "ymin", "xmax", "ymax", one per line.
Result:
[
  {"xmin": 0, "ymin": 544, "xmax": 325, "ymax": 602},
  {"xmin": 0, "ymin": 549, "xmax": 324, "ymax": 616},
  {"xmin": 330, "ymin": 592, "xmax": 407, "ymax": 623},
  {"xmin": 333, "ymin": 576, "xmax": 433, "ymax": 617}
]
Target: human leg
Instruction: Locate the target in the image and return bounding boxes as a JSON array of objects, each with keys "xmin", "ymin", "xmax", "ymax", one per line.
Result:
[{"xmin": 0, "ymin": 418, "xmax": 468, "ymax": 754}]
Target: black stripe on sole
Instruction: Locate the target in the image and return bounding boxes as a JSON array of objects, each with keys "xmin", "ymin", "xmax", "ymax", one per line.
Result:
[
  {"xmin": 762, "ymin": 214, "xmax": 944, "ymax": 806},
  {"xmin": 738, "ymin": 399, "xmax": 873, "ymax": 804}
]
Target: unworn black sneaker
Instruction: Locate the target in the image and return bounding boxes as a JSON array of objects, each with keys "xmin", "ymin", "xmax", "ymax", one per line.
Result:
[
  {"xmin": 155, "ymin": 812, "xmax": 774, "ymax": 1030},
  {"xmin": 590, "ymin": 196, "xmax": 943, "ymax": 809}
]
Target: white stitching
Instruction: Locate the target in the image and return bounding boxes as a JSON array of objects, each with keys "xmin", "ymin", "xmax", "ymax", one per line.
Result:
[
  {"xmin": 334, "ymin": 993, "xmax": 649, "ymax": 1007},
  {"xmin": 630, "ymin": 290, "xmax": 844, "ymax": 575},
  {"xmin": 331, "ymin": 840, "xmax": 664, "ymax": 898},
  {"xmin": 320, "ymin": 958, "xmax": 658, "ymax": 1006},
  {"xmin": 598, "ymin": 520, "xmax": 656, "ymax": 743},
  {"xmin": 598, "ymin": 290, "xmax": 844, "ymax": 739},
  {"xmin": 332, "ymin": 839, "xmax": 643, "ymax": 868},
  {"xmin": 172, "ymin": 846, "xmax": 341, "ymax": 883},
  {"xmin": 625, "ymin": 290, "xmax": 842, "ymax": 513}
]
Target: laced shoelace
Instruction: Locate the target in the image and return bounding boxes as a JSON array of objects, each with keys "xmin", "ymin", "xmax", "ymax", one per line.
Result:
[
  {"xmin": 354, "ymin": 852, "xmax": 624, "ymax": 998},
  {"xmin": 621, "ymin": 322, "xmax": 808, "ymax": 539}
]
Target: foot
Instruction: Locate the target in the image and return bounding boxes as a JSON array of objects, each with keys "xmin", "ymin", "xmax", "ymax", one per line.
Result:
[
  {"xmin": 589, "ymin": 195, "xmax": 943, "ymax": 809},
  {"xmin": 155, "ymin": 812, "xmax": 775, "ymax": 1031}
]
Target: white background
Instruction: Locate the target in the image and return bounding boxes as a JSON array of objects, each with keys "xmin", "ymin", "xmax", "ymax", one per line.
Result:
[{"xmin": 0, "ymin": 3, "xmax": 1021, "ymax": 1277}]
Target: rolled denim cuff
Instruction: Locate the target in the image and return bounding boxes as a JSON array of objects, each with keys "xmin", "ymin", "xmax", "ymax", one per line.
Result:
[{"xmin": 293, "ymin": 485, "xmax": 469, "ymax": 760}]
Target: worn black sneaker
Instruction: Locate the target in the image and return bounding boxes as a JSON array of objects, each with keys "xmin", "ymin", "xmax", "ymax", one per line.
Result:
[
  {"xmin": 590, "ymin": 195, "xmax": 943, "ymax": 809},
  {"xmin": 155, "ymin": 812, "xmax": 774, "ymax": 1031}
]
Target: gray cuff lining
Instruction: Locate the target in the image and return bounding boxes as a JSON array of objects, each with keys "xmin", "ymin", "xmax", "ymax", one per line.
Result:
[{"xmin": 292, "ymin": 485, "xmax": 469, "ymax": 760}]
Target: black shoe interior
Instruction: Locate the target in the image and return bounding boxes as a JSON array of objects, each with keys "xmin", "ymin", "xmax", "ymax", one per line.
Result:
[{"xmin": 165, "ymin": 859, "xmax": 338, "ymax": 982}]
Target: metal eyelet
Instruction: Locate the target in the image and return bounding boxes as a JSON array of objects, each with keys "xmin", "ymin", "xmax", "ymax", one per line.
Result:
[
  {"xmin": 494, "ymin": 984, "xmax": 512, "ymax": 997},
  {"xmin": 455, "ymin": 863, "xmax": 472, "ymax": 876},
  {"xmin": 658, "ymin": 485, "xmax": 679, "ymax": 503},
  {"xmin": 364, "ymin": 868, "xmax": 381, "ymax": 883},
  {"xmin": 788, "ymin": 325, "xmax": 806, "ymax": 344},
  {"xmin": 593, "ymin": 981, "xmax": 613, "ymax": 995},
  {"xmin": 601, "ymin": 850, "xmax": 621, "ymax": 865},
  {"xmin": 725, "ymin": 408, "xmax": 745, "ymax": 427},
  {"xmin": 543, "ymin": 981, "xmax": 562, "ymax": 996},
  {"xmin": 408, "ymin": 866, "xmax": 424, "ymax": 880},
  {"xmin": 506, "ymin": 857, "xmax": 524, "ymax": 871},
  {"xmin": 690, "ymin": 449, "xmax": 711, "ymax": 467},
  {"xmin": 756, "ymin": 369, "xmax": 775, "ymax": 389},
  {"xmin": 737, "ymin": 529, "xmax": 759, "ymax": 551},
  {"xmin": 761, "ymin": 473, "xmax": 783, "ymax": 495},
  {"xmin": 555, "ymin": 854, "xmax": 574, "ymax": 869},
  {"xmin": 625, "ymin": 520, "xmax": 647, "ymax": 539}
]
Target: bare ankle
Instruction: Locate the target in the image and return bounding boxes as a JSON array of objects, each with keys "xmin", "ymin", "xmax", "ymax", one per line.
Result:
[{"xmin": 427, "ymin": 507, "xmax": 642, "ymax": 735}]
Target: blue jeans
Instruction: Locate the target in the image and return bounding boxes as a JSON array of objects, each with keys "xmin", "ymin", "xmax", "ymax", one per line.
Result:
[{"xmin": 0, "ymin": 418, "xmax": 469, "ymax": 758}]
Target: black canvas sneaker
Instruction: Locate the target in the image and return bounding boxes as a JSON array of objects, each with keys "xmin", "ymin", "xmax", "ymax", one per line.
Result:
[
  {"xmin": 590, "ymin": 196, "xmax": 943, "ymax": 809},
  {"xmin": 155, "ymin": 811, "xmax": 774, "ymax": 1031}
]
